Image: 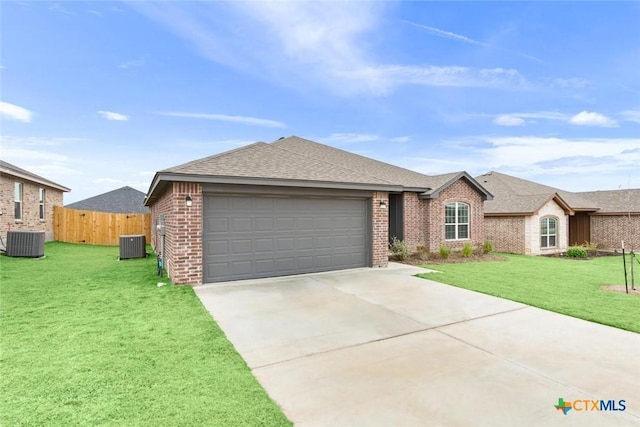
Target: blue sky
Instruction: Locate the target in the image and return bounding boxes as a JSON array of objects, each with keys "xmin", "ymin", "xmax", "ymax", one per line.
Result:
[{"xmin": 1, "ymin": 1, "xmax": 639, "ymax": 203}]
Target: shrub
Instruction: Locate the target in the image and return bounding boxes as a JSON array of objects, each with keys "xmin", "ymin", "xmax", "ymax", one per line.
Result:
[
  {"xmin": 566, "ymin": 247, "xmax": 588, "ymax": 258},
  {"xmin": 582, "ymin": 241, "xmax": 598, "ymax": 256},
  {"xmin": 439, "ymin": 245, "xmax": 451, "ymax": 259},
  {"xmin": 461, "ymin": 242, "xmax": 474, "ymax": 258},
  {"xmin": 389, "ymin": 237, "xmax": 409, "ymax": 261},
  {"xmin": 482, "ymin": 240, "xmax": 494, "ymax": 254}
]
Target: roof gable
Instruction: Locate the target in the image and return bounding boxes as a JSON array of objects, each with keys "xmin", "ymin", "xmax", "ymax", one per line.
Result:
[{"xmin": 0, "ymin": 160, "xmax": 71, "ymax": 192}]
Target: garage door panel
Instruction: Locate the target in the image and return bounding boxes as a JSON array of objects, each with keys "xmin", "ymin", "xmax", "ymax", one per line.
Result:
[{"xmin": 204, "ymin": 195, "xmax": 369, "ymax": 282}]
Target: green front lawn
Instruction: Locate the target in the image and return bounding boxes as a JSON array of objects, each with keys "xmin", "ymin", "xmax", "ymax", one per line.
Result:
[
  {"xmin": 418, "ymin": 254, "xmax": 640, "ymax": 333},
  {"xmin": 0, "ymin": 242, "xmax": 291, "ymax": 426}
]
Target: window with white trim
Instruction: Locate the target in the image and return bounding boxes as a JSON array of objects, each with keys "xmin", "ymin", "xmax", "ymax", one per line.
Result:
[
  {"xmin": 445, "ymin": 202, "xmax": 469, "ymax": 240},
  {"xmin": 15, "ymin": 182, "xmax": 23, "ymax": 220},
  {"xmin": 39, "ymin": 188, "xmax": 46, "ymax": 220},
  {"xmin": 541, "ymin": 217, "xmax": 557, "ymax": 248}
]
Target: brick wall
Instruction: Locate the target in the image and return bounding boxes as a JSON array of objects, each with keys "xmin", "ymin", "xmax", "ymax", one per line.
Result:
[
  {"xmin": 0, "ymin": 174, "xmax": 64, "ymax": 242},
  {"xmin": 590, "ymin": 214, "xmax": 640, "ymax": 251},
  {"xmin": 424, "ymin": 179, "xmax": 485, "ymax": 251},
  {"xmin": 403, "ymin": 192, "xmax": 425, "ymax": 250},
  {"xmin": 485, "ymin": 216, "xmax": 526, "ymax": 254},
  {"xmin": 150, "ymin": 182, "xmax": 202, "ymax": 285},
  {"xmin": 372, "ymin": 191, "xmax": 389, "ymax": 267}
]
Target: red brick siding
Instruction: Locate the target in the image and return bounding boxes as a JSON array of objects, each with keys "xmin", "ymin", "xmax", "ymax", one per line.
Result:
[
  {"xmin": 485, "ymin": 216, "xmax": 526, "ymax": 254},
  {"xmin": 424, "ymin": 180, "xmax": 485, "ymax": 251},
  {"xmin": 1, "ymin": 174, "xmax": 64, "ymax": 242},
  {"xmin": 403, "ymin": 192, "xmax": 425, "ymax": 250},
  {"xmin": 150, "ymin": 183, "xmax": 202, "ymax": 285},
  {"xmin": 590, "ymin": 214, "xmax": 640, "ymax": 251},
  {"xmin": 372, "ymin": 191, "xmax": 389, "ymax": 267}
]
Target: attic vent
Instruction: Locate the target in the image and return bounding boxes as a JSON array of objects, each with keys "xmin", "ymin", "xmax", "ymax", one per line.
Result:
[
  {"xmin": 6, "ymin": 231, "xmax": 45, "ymax": 258},
  {"xmin": 119, "ymin": 235, "xmax": 146, "ymax": 260}
]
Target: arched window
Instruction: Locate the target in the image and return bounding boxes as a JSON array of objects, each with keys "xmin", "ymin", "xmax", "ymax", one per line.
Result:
[
  {"xmin": 540, "ymin": 217, "xmax": 557, "ymax": 248},
  {"xmin": 445, "ymin": 202, "xmax": 469, "ymax": 240}
]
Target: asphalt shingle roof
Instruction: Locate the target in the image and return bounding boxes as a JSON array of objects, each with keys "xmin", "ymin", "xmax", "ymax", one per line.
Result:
[
  {"xmin": 162, "ymin": 141, "xmax": 395, "ymax": 186},
  {"xmin": 66, "ymin": 186, "xmax": 148, "ymax": 213},
  {"xmin": 0, "ymin": 160, "xmax": 70, "ymax": 192},
  {"xmin": 148, "ymin": 136, "xmax": 492, "ymax": 203},
  {"xmin": 476, "ymin": 171, "xmax": 639, "ymax": 214},
  {"xmin": 577, "ymin": 189, "xmax": 640, "ymax": 213}
]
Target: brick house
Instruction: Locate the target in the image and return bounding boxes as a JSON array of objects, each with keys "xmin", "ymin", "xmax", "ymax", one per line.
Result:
[
  {"xmin": 477, "ymin": 171, "xmax": 640, "ymax": 254},
  {"xmin": 145, "ymin": 136, "xmax": 492, "ymax": 284},
  {"xmin": 0, "ymin": 160, "xmax": 70, "ymax": 242}
]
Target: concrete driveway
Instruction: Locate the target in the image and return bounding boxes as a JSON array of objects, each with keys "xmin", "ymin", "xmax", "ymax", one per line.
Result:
[{"xmin": 195, "ymin": 263, "xmax": 640, "ymax": 427}]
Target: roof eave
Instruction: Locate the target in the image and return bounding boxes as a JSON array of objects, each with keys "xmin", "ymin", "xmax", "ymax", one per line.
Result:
[
  {"xmin": 145, "ymin": 172, "xmax": 403, "ymax": 205},
  {"xmin": 1, "ymin": 168, "xmax": 71, "ymax": 192},
  {"xmin": 484, "ymin": 212, "xmax": 534, "ymax": 217}
]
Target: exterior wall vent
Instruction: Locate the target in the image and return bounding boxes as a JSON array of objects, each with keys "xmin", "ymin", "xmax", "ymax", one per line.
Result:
[
  {"xmin": 6, "ymin": 231, "xmax": 46, "ymax": 258},
  {"xmin": 119, "ymin": 235, "xmax": 146, "ymax": 260}
]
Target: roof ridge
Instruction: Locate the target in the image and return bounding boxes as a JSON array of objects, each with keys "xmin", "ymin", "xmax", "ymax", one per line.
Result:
[{"xmin": 263, "ymin": 141, "xmax": 397, "ymax": 185}]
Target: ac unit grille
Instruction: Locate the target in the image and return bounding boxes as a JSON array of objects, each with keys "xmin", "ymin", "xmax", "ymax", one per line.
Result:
[
  {"xmin": 6, "ymin": 231, "xmax": 45, "ymax": 258},
  {"xmin": 119, "ymin": 235, "xmax": 146, "ymax": 259}
]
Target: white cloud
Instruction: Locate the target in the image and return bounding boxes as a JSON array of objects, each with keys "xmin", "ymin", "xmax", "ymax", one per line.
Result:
[
  {"xmin": 132, "ymin": 2, "xmax": 530, "ymax": 96},
  {"xmin": 493, "ymin": 115, "xmax": 525, "ymax": 126},
  {"xmin": 620, "ymin": 110, "xmax": 640, "ymax": 123},
  {"xmin": 1, "ymin": 147, "xmax": 69, "ymax": 162},
  {"xmin": 157, "ymin": 112, "xmax": 286, "ymax": 128},
  {"xmin": 97, "ymin": 110, "xmax": 129, "ymax": 121},
  {"xmin": 405, "ymin": 135, "xmax": 640, "ymax": 189},
  {"xmin": 390, "ymin": 136, "xmax": 411, "ymax": 143},
  {"xmin": 569, "ymin": 111, "xmax": 618, "ymax": 128},
  {"xmin": 0, "ymin": 101, "xmax": 33, "ymax": 122},
  {"xmin": 320, "ymin": 133, "xmax": 379, "ymax": 144},
  {"xmin": 119, "ymin": 56, "xmax": 146, "ymax": 69},
  {"xmin": 403, "ymin": 20, "xmax": 543, "ymax": 63}
]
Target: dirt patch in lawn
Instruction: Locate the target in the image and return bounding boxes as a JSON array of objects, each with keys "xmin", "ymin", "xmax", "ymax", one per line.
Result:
[
  {"xmin": 601, "ymin": 285, "xmax": 640, "ymax": 296},
  {"xmin": 391, "ymin": 252, "xmax": 508, "ymax": 266}
]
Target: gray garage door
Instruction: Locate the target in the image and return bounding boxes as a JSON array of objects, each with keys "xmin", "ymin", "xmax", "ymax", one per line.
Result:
[{"xmin": 203, "ymin": 195, "xmax": 369, "ymax": 282}]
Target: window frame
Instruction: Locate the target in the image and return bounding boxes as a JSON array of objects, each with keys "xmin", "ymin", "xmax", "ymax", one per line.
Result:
[
  {"xmin": 444, "ymin": 202, "xmax": 470, "ymax": 241},
  {"xmin": 14, "ymin": 182, "xmax": 23, "ymax": 221},
  {"xmin": 540, "ymin": 216, "xmax": 558, "ymax": 249},
  {"xmin": 39, "ymin": 188, "xmax": 46, "ymax": 220}
]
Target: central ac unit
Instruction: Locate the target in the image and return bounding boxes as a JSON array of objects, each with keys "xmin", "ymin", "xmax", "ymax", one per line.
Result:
[
  {"xmin": 6, "ymin": 231, "xmax": 46, "ymax": 258},
  {"xmin": 119, "ymin": 235, "xmax": 146, "ymax": 260}
]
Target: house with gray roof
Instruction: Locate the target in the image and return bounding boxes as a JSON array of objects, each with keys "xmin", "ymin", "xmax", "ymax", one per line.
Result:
[
  {"xmin": 145, "ymin": 136, "xmax": 492, "ymax": 285},
  {"xmin": 476, "ymin": 171, "xmax": 639, "ymax": 254},
  {"xmin": 0, "ymin": 160, "xmax": 70, "ymax": 242},
  {"xmin": 66, "ymin": 186, "xmax": 148, "ymax": 214}
]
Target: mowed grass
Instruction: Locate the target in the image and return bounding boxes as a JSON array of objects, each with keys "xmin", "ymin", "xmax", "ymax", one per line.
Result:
[
  {"xmin": 418, "ymin": 254, "xmax": 640, "ymax": 333},
  {"xmin": 0, "ymin": 242, "xmax": 291, "ymax": 426}
]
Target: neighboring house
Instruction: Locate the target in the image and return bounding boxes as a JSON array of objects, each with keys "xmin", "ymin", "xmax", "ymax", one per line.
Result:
[
  {"xmin": 477, "ymin": 171, "xmax": 640, "ymax": 254},
  {"xmin": 575, "ymin": 189, "xmax": 640, "ymax": 252},
  {"xmin": 145, "ymin": 136, "xmax": 492, "ymax": 284},
  {"xmin": 66, "ymin": 186, "xmax": 149, "ymax": 213},
  {"xmin": 0, "ymin": 160, "xmax": 71, "ymax": 242}
]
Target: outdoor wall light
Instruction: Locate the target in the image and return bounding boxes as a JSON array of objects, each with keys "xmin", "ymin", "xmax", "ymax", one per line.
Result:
[
  {"xmin": 185, "ymin": 195, "xmax": 193, "ymax": 208},
  {"xmin": 379, "ymin": 200, "xmax": 388, "ymax": 208}
]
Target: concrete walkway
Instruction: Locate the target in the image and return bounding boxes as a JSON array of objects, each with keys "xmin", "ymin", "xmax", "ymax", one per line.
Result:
[{"xmin": 195, "ymin": 264, "xmax": 640, "ymax": 427}]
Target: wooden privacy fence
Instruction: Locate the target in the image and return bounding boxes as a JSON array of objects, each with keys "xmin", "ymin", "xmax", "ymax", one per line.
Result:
[{"xmin": 54, "ymin": 206, "xmax": 151, "ymax": 246}]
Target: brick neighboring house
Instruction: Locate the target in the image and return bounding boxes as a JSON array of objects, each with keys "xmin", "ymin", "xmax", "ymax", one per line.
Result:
[
  {"xmin": 477, "ymin": 171, "xmax": 640, "ymax": 254},
  {"xmin": 66, "ymin": 186, "xmax": 149, "ymax": 214},
  {"xmin": 0, "ymin": 160, "xmax": 71, "ymax": 242},
  {"xmin": 145, "ymin": 136, "xmax": 492, "ymax": 285}
]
